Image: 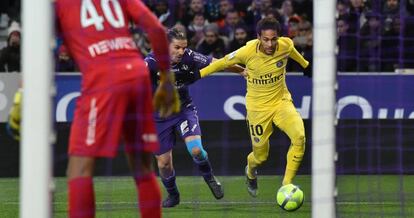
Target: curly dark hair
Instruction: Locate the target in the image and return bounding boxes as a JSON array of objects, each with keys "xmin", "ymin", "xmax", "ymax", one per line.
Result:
[{"xmin": 256, "ymin": 17, "xmax": 281, "ymax": 36}]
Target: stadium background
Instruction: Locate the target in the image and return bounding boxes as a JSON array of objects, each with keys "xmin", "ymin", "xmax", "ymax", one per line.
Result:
[
  {"xmin": 1, "ymin": 73, "xmax": 413, "ymax": 177},
  {"xmin": 1, "ymin": 0, "xmax": 414, "ymax": 217}
]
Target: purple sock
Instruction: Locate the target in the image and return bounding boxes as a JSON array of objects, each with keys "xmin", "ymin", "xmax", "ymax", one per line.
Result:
[
  {"xmin": 193, "ymin": 157, "xmax": 213, "ymax": 181},
  {"xmin": 161, "ymin": 171, "xmax": 179, "ymax": 196}
]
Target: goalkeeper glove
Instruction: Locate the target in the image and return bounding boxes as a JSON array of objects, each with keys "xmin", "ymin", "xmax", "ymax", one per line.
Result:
[
  {"xmin": 303, "ymin": 62, "xmax": 312, "ymax": 78},
  {"xmin": 7, "ymin": 89, "xmax": 22, "ymax": 141},
  {"xmin": 153, "ymin": 71, "xmax": 181, "ymax": 118}
]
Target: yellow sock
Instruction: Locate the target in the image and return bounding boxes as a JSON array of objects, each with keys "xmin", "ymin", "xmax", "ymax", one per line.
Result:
[
  {"xmin": 282, "ymin": 168, "xmax": 296, "ymax": 185},
  {"xmin": 282, "ymin": 144, "xmax": 304, "ymax": 185},
  {"xmin": 247, "ymin": 153, "xmax": 258, "ymax": 179}
]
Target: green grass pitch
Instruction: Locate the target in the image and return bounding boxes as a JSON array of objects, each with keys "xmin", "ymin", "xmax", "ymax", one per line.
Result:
[{"xmin": 1, "ymin": 175, "xmax": 413, "ymax": 217}]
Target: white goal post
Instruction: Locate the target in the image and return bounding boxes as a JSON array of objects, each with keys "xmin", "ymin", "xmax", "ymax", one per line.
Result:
[
  {"xmin": 20, "ymin": 0, "xmax": 54, "ymax": 217},
  {"xmin": 17, "ymin": 0, "xmax": 337, "ymax": 217},
  {"xmin": 312, "ymin": 0, "xmax": 336, "ymax": 217}
]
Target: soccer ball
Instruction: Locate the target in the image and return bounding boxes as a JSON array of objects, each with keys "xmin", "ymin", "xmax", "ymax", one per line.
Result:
[{"xmin": 276, "ymin": 184, "xmax": 304, "ymax": 211}]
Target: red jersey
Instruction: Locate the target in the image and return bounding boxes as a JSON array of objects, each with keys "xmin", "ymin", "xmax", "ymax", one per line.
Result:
[{"xmin": 56, "ymin": 0, "xmax": 169, "ymax": 90}]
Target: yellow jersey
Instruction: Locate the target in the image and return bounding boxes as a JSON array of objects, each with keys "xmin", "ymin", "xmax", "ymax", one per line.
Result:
[{"xmin": 200, "ymin": 37, "xmax": 309, "ymax": 111}]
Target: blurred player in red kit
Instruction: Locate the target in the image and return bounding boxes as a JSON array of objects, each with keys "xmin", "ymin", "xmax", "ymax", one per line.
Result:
[{"xmin": 55, "ymin": 0, "xmax": 180, "ymax": 217}]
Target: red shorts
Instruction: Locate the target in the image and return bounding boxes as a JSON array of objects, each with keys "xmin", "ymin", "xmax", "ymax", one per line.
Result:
[{"xmin": 68, "ymin": 73, "xmax": 159, "ymax": 157}]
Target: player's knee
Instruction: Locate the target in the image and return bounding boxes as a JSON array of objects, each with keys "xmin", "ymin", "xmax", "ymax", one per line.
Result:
[
  {"xmin": 255, "ymin": 154, "xmax": 268, "ymax": 164},
  {"xmin": 191, "ymin": 147, "xmax": 201, "ymax": 157},
  {"xmin": 67, "ymin": 156, "xmax": 96, "ymax": 178},
  {"xmin": 136, "ymin": 152, "xmax": 154, "ymax": 174},
  {"xmin": 157, "ymin": 159, "xmax": 172, "ymax": 171},
  {"xmin": 191, "ymin": 147, "xmax": 207, "ymax": 160},
  {"xmin": 257, "ymin": 156, "xmax": 268, "ymax": 164},
  {"xmin": 186, "ymin": 138, "xmax": 207, "ymax": 159}
]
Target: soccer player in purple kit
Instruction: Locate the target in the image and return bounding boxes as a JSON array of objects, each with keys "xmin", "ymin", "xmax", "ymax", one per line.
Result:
[{"xmin": 145, "ymin": 28, "xmax": 244, "ymax": 208}]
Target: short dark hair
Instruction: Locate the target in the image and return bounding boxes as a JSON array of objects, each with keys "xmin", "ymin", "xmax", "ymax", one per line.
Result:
[
  {"xmin": 167, "ymin": 27, "xmax": 187, "ymax": 41},
  {"xmin": 256, "ymin": 17, "xmax": 281, "ymax": 36}
]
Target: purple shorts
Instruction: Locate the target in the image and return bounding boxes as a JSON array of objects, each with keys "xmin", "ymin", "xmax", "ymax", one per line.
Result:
[{"xmin": 154, "ymin": 105, "xmax": 202, "ymax": 155}]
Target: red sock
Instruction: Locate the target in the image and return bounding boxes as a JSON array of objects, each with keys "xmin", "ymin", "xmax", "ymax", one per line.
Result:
[
  {"xmin": 68, "ymin": 177, "xmax": 95, "ymax": 218},
  {"xmin": 134, "ymin": 173, "xmax": 161, "ymax": 218}
]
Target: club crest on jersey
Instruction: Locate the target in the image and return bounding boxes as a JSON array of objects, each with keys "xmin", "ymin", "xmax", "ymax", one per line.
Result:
[
  {"xmin": 254, "ymin": 137, "xmax": 260, "ymax": 143},
  {"xmin": 182, "ymin": 64, "xmax": 189, "ymax": 70},
  {"xmin": 276, "ymin": 60, "xmax": 284, "ymax": 68}
]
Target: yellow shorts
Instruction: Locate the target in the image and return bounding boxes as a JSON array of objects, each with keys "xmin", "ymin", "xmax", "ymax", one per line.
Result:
[{"xmin": 246, "ymin": 99, "xmax": 305, "ymax": 148}]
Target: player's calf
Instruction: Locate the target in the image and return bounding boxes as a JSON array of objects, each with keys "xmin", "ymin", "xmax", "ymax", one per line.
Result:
[
  {"xmin": 283, "ymin": 142, "xmax": 305, "ymax": 185},
  {"xmin": 193, "ymin": 157, "xmax": 224, "ymax": 199},
  {"xmin": 186, "ymin": 138, "xmax": 207, "ymax": 159},
  {"xmin": 161, "ymin": 171, "xmax": 180, "ymax": 208},
  {"xmin": 186, "ymin": 138, "xmax": 224, "ymax": 199}
]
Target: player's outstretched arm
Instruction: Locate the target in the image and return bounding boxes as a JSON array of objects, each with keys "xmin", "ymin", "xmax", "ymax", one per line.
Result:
[
  {"xmin": 200, "ymin": 46, "xmax": 247, "ymax": 78},
  {"xmin": 211, "ymin": 58, "xmax": 246, "ymax": 77},
  {"xmin": 288, "ymin": 40, "xmax": 311, "ymax": 78},
  {"xmin": 153, "ymin": 72, "xmax": 181, "ymax": 118},
  {"xmin": 7, "ymin": 89, "xmax": 22, "ymax": 140},
  {"xmin": 200, "ymin": 55, "xmax": 242, "ymax": 78}
]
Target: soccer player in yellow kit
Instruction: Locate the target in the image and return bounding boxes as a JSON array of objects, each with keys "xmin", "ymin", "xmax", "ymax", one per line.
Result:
[{"xmin": 200, "ymin": 17, "xmax": 311, "ymax": 197}]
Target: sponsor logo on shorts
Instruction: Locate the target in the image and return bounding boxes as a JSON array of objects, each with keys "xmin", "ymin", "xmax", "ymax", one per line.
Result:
[
  {"xmin": 191, "ymin": 124, "xmax": 198, "ymax": 132},
  {"xmin": 180, "ymin": 120, "xmax": 189, "ymax": 135}
]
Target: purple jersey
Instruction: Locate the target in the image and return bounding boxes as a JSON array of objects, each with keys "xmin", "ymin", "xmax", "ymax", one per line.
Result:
[
  {"xmin": 145, "ymin": 49, "xmax": 211, "ymax": 154},
  {"xmin": 145, "ymin": 49, "xmax": 212, "ymax": 113}
]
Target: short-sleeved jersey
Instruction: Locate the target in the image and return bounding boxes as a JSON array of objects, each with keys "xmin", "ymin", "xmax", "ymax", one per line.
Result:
[
  {"xmin": 145, "ymin": 49, "xmax": 211, "ymax": 116},
  {"xmin": 200, "ymin": 37, "xmax": 309, "ymax": 111},
  {"xmin": 55, "ymin": 0, "xmax": 169, "ymax": 90}
]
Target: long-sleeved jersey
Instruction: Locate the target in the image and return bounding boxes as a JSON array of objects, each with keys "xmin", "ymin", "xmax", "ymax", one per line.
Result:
[
  {"xmin": 145, "ymin": 48, "xmax": 211, "ymax": 117},
  {"xmin": 200, "ymin": 37, "xmax": 309, "ymax": 111}
]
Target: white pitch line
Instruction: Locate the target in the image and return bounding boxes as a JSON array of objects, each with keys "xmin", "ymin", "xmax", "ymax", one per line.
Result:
[{"xmin": 2, "ymin": 201, "xmax": 412, "ymax": 206}]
